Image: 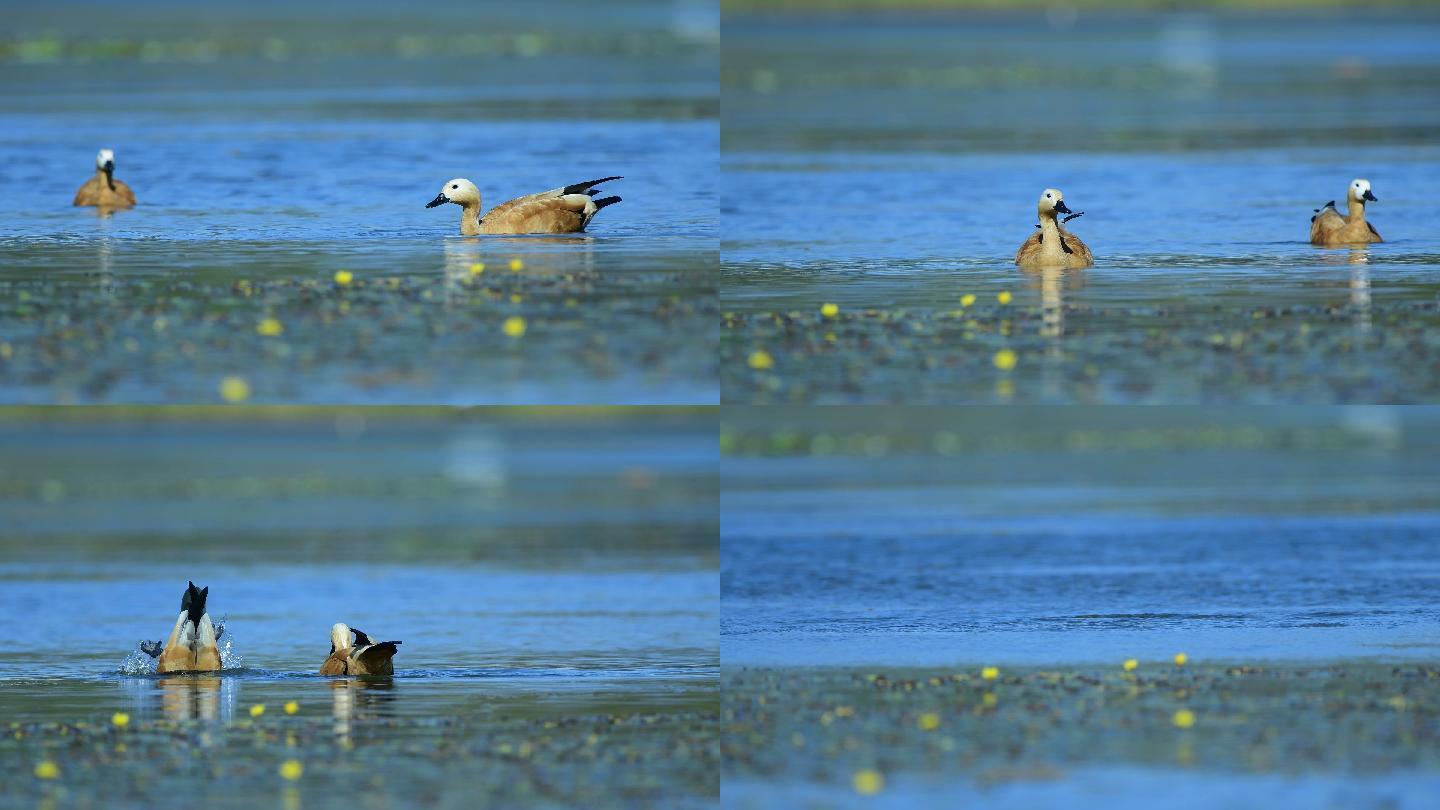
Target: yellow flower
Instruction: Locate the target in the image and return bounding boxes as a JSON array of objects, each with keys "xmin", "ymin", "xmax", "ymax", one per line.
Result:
[
  {"xmin": 284, "ymin": 701, "xmax": 299, "ymax": 715},
  {"xmin": 333, "ymin": 270, "xmax": 354, "ymax": 286},
  {"xmin": 748, "ymin": 350, "xmax": 774, "ymax": 370},
  {"xmin": 219, "ymin": 376, "xmax": 251, "ymax": 403},
  {"xmin": 981, "ymin": 666, "xmax": 999, "ymax": 680},
  {"xmin": 1123, "ymin": 658, "xmax": 1138, "ymax": 672},
  {"xmin": 982, "ymin": 692, "xmax": 998, "ymax": 708},
  {"xmin": 852, "ymin": 769, "xmax": 884, "ymax": 796},
  {"xmin": 917, "ymin": 712, "xmax": 940, "ymax": 731},
  {"xmin": 250, "ymin": 704, "xmax": 266, "ymax": 718},
  {"xmin": 34, "ymin": 761, "xmax": 59, "ymax": 779},
  {"xmin": 502, "ymin": 316, "xmax": 527, "ymax": 338},
  {"xmin": 997, "ymin": 291, "xmax": 1013, "ymax": 304},
  {"xmin": 256, "ymin": 317, "xmax": 284, "ymax": 337},
  {"xmin": 279, "ymin": 759, "xmax": 304, "ymax": 781},
  {"xmin": 1174, "ymin": 652, "xmax": 1188, "ymax": 666},
  {"xmin": 509, "ymin": 258, "xmax": 524, "ymax": 272},
  {"xmin": 111, "ymin": 712, "xmax": 130, "ymax": 728},
  {"xmin": 993, "ymin": 349, "xmax": 1018, "ymax": 371},
  {"xmin": 821, "ymin": 303, "xmax": 839, "ymax": 319},
  {"xmin": 960, "ymin": 294, "xmax": 976, "ymax": 307},
  {"xmin": 1172, "ymin": 709, "xmax": 1196, "ymax": 729},
  {"xmin": 469, "ymin": 262, "xmax": 485, "ymax": 275}
]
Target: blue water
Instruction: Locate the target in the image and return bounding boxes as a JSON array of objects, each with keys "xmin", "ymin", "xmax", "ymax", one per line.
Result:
[{"xmin": 721, "ymin": 408, "xmax": 1440, "ymax": 666}]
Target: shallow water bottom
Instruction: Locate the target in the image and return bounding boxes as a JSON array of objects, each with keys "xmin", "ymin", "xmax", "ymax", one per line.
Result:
[
  {"xmin": 722, "ymin": 663, "xmax": 1440, "ymax": 809},
  {"xmin": 3, "ymin": 674, "xmax": 717, "ymax": 809}
]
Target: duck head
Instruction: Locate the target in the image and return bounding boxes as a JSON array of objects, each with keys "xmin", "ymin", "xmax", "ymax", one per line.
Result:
[
  {"xmin": 427, "ymin": 178, "xmax": 480, "ymax": 209},
  {"xmin": 1349, "ymin": 178, "xmax": 1377, "ymax": 204},
  {"xmin": 96, "ymin": 148, "xmax": 116, "ymax": 190},
  {"xmin": 1037, "ymin": 188, "xmax": 1072, "ymax": 217},
  {"xmin": 330, "ymin": 622, "xmax": 352, "ymax": 654}
]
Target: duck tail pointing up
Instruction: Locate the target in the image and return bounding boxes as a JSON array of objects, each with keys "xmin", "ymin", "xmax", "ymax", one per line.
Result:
[
  {"xmin": 593, "ymin": 196, "xmax": 622, "ymax": 211},
  {"xmin": 182, "ymin": 581, "xmax": 209, "ymax": 627},
  {"xmin": 564, "ymin": 176, "xmax": 623, "ymax": 195}
]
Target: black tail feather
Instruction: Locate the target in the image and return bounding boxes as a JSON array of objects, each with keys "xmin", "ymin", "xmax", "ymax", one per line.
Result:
[
  {"xmin": 181, "ymin": 581, "xmax": 208, "ymax": 626},
  {"xmin": 563, "ymin": 176, "xmax": 623, "ymax": 195},
  {"xmin": 593, "ymin": 196, "xmax": 622, "ymax": 211}
]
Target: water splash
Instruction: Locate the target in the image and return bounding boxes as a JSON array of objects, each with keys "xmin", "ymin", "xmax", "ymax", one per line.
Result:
[
  {"xmin": 217, "ymin": 616, "xmax": 244, "ymax": 670},
  {"xmin": 118, "ymin": 646, "xmax": 157, "ymax": 675}
]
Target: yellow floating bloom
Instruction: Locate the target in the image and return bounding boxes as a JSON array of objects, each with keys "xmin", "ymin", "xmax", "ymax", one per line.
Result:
[
  {"xmin": 993, "ymin": 349, "xmax": 1018, "ymax": 371},
  {"xmin": 111, "ymin": 712, "xmax": 130, "ymax": 728},
  {"xmin": 509, "ymin": 258, "xmax": 524, "ymax": 272},
  {"xmin": 852, "ymin": 769, "xmax": 884, "ymax": 796},
  {"xmin": 960, "ymin": 294, "xmax": 976, "ymax": 307},
  {"xmin": 1123, "ymin": 659, "xmax": 1138, "ymax": 672},
  {"xmin": 917, "ymin": 712, "xmax": 940, "ymax": 731},
  {"xmin": 256, "ymin": 317, "xmax": 283, "ymax": 337},
  {"xmin": 284, "ymin": 701, "xmax": 299, "ymax": 715},
  {"xmin": 748, "ymin": 350, "xmax": 774, "ymax": 370},
  {"xmin": 34, "ymin": 761, "xmax": 59, "ymax": 779},
  {"xmin": 279, "ymin": 759, "xmax": 304, "ymax": 781},
  {"xmin": 469, "ymin": 262, "xmax": 486, "ymax": 275},
  {"xmin": 982, "ymin": 692, "xmax": 998, "ymax": 708},
  {"xmin": 981, "ymin": 666, "xmax": 999, "ymax": 680},
  {"xmin": 1172, "ymin": 709, "xmax": 1196, "ymax": 729},
  {"xmin": 502, "ymin": 316, "xmax": 527, "ymax": 338},
  {"xmin": 1174, "ymin": 652, "xmax": 1188, "ymax": 666},
  {"xmin": 997, "ymin": 291, "xmax": 1013, "ymax": 304},
  {"xmin": 250, "ymin": 704, "xmax": 266, "ymax": 718},
  {"xmin": 821, "ymin": 303, "xmax": 839, "ymax": 319},
  {"xmin": 333, "ymin": 270, "xmax": 354, "ymax": 286},
  {"xmin": 219, "ymin": 376, "xmax": 251, "ymax": 403}
]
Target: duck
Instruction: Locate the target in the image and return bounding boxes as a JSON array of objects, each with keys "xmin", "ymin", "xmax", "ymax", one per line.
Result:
[
  {"xmin": 73, "ymin": 149, "xmax": 137, "ymax": 209},
  {"xmin": 320, "ymin": 623, "xmax": 402, "ymax": 676},
  {"xmin": 1015, "ymin": 188, "xmax": 1094, "ymax": 269},
  {"xmin": 1310, "ymin": 178, "xmax": 1382, "ymax": 246},
  {"xmin": 139, "ymin": 581, "xmax": 223, "ymax": 673},
  {"xmin": 426, "ymin": 176, "xmax": 621, "ymax": 235}
]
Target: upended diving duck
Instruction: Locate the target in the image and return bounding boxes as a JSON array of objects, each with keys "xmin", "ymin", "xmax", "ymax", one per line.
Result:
[
  {"xmin": 73, "ymin": 148, "xmax": 137, "ymax": 209},
  {"xmin": 320, "ymin": 623, "xmax": 402, "ymax": 676},
  {"xmin": 139, "ymin": 581, "xmax": 224, "ymax": 673},
  {"xmin": 1310, "ymin": 178, "xmax": 1382, "ymax": 246},
  {"xmin": 426, "ymin": 175, "xmax": 622, "ymax": 235},
  {"xmin": 1015, "ymin": 187, "xmax": 1094, "ymax": 269}
]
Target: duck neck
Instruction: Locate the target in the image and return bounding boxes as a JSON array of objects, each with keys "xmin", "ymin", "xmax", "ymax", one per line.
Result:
[
  {"xmin": 1039, "ymin": 212, "xmax": 1062, "ymax": 245},
  {"xmin": 459, "ymin": 201, "xmax": 482, "ymax": 236},
  {"xmin": 1347, "ymin": 196, "xmax": 1367, "ymax": 223}
]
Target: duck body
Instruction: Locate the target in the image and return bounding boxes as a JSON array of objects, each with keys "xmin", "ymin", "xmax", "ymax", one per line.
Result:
[
  {"xmin": 149, "ymin": 581, "xmax": 222, "ymax": 673},
  {"xmin": 427, "ymin": 176, "xmax": 622, "ymax": 235},
  {"xmin": 1015, "ymin": 188, "xmax": 1094, "ymax": 269},
  {"xmin": 74, "ymin": 149, "xmax": 137, "ymax": 208},
  {"xmin": 1311, "ymin": 179, "xmax": 1381, "ymax": 246},
  {"xmin": 321, "ymin": 623, "xmax": 401, "ymax": 676}
]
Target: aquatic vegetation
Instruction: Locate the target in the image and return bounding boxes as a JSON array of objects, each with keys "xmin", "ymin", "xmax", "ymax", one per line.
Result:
[{"xmin": 723, "ymin": 663, "xmax": 1440, "ymax": 798}]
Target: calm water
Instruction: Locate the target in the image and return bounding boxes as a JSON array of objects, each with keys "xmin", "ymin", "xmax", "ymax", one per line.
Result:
[
  {"xmin": 721, "ymin": 11, "xmax": 1440, "ymax": 404},
  {"xmin": 721, "ymin": 407, "xmax": 1440, "ymax": 666},
  {"xmin": 0, "ymin": 0, "xmax": 718, "ymax": 404},
  {"xmin": 0, "ymin": 409, "xmax": 718, "ymax": 807}
]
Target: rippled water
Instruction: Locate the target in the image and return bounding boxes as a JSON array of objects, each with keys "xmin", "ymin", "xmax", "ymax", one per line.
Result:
[
  {"xmin": 721, "ymin": 407, "xmax": 1440, "ymax": 666},
  {"xmin": 721, "ymin": 11, "xmax": 1440, "ymax": 404},
  {"xmin": 0, "ymin": 409, "xmax": 718, "ymax": 807},
  {"xmin": 0, "ymin": 0, "xmax": 719, "ymax": 404}
]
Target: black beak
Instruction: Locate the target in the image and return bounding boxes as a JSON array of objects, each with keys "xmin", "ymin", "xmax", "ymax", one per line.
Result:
[
  {"xmin": 1053, "ymin": 200, "xmax": 1072, "ymax": 214},
  {"xmin": 1362, "ymin": 189, "xmax": 1377, "ymax": 202},
  {"xmin": 103, "ymin": 161, "xmax": 115, "ymax": 191},
  {"xmin": 425, "ymin": 193, "xmax": 448, "ymax": 209}
]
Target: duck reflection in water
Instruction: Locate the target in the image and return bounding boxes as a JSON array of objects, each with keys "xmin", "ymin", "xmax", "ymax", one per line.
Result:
[{"xmin": 330, "ymin": 678, "xmax": 398, "ymax": 746}]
